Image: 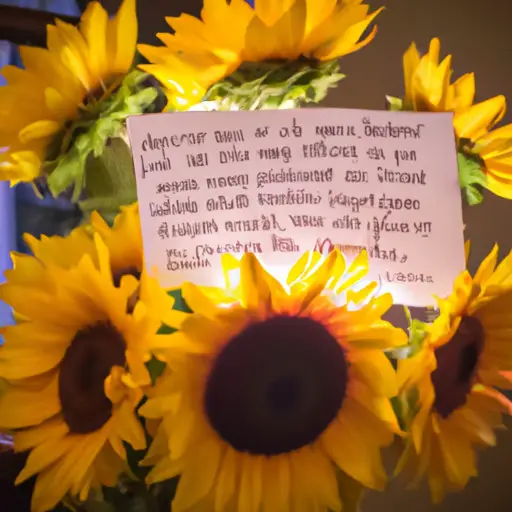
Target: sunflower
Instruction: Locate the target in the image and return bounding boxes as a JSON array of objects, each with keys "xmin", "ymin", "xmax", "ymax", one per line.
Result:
[
  {"xmin": 393, "ymin": 38, "xmax": 475, "ymax": 113},
  {"xmin": 23, "ymin": 203, "xmax": 175, "ymax": 324},
  {"xmin": 397, "ymin": 245, "xmax": 512, "ymax": 503},
  {"xmin": 140, "ymin": 250, "xmax": 406, "ymax": 511},
  {"xmin": 0, "ymin": 0, "xmax": 137, "ymax": 186},
  {"xmin": 138, "ymin": 0, "xmax": 383, "ymax": 110},
  {"xmin": 389, "ymin": 37, "xmax": 512, "ymax": 203},
  {"xmin": 454, "ymin": 103, "xmax": 512, "ymax": 200},
  {"xmin": 0, "ymin": 228, "xmax": 183, "ymax": 512},
  {"xmin": 24, "ymin": 202, "xmax": 142, "ymax": 275}
]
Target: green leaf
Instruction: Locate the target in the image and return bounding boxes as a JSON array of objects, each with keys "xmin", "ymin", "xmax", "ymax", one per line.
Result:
[
  {"xmin": 146, "ymin": 357, "xmax": 167, "ymax": 384},
  {"xmin": 44, "ymin": 69, "xmax": 160, "ymax": 210},
  {"xmin": 90, "ymin": 118, "xmax": 123, "ymax": 157},
  {"xmin": 47, "ymin": 145, "xmax": 87, "ymax": 199},
  {"xmin": 168, "ymin": 288, "xmax": 193, "ymax": 313},
  {"xmin": 336, "ymin": 469, "xmax": 365, "ymax": 512},
  {"xmin": 205, "ymin": 58, "xmax": 345, "ymax": 110},
  {"xmin": 385, "ymin": 95, "xmax": 404, "ymax": 111},
  {"xmin": 457, "ymin": 151, "xmax": 487, "ymax": 206},
  {"xmin": 81, "ymin": 137, "xmax": 137, "ymax": 216},
  {"xmin": 388, "ymin": 307, "xmax": 428, "ymax": 361},
  {"xmin": 127, "ymin": 87, "xmax": 159, "ymax": 112}
]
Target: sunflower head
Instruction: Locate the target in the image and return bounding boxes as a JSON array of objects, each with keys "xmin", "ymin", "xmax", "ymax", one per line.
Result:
[
  {"xmin": 138, "ymin": 0, "xmax": 383, "ymax": 111},
  {"xmin": 387, "ymin": 37, "xmax": 512, "ymax": 205},
  {"xmin": 0, "ymin": 0, "xmax": 139, "ymax": 186},
  {"xmin": 140, "ymin": 249, "xmax": 406, "ymax": 511},
  {"xmin": 454, "ymin": 97, "xmax": 512, "ymax": 202},
  {"xmin": 386, "ymin": 38, "xmax": 474, "ymax": 113},
  {"xmin": 397, "ymin": 244, "xmax": 512, "ymax": 502},
  {"xmin": 0, "ymin": 228, "xmax": 177, "ymax": 511},
  {"xmin": 19, "ymin": 203, "xmax": 176, "ymax": 329}
]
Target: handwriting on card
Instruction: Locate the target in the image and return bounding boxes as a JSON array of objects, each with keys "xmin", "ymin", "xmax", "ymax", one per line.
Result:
[{"xmin": 127, "ymin": 108, "xmax": 465, "ymax": 307}]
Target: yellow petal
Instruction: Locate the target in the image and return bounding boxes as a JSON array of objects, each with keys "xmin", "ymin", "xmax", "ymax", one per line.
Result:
[
  {"xmin": 30, "ymin": 429, "xmax": 108, "ymax": 512},
  {"xmin": 350, "ymin": 380, "xmax": 399, "ymax": 430},
  {"xmin": 261, "ymin": 454, "xmax": 291, "ymax": 512},
  {"xmin": 315, "ymin": 7, "xmax": 383, "ymax": 60},
  {"xmin": 244, "ymin": 0, "xmax": 306, "ymax": 61},
  {"xmin": 113, "ymin": 401, "xmax": 146, "ymax": 451},
  {"xmin": 16, "ymin": 435, "xmax": 77, "ymax": 484},
  {"xmin": 181, "ymin": 282, "xmax": 219, "ymax": 319},
  {"xmin": 172, "ymin": 437, "xmax": 222, "ymax": 511},
  {"xmin": 483, "ymin": 151, "xmax": 512, "ymax": 181},
  {"xmin": 486, "ymin": 171, "xmax": 512, "ymax": 200},
  {"xmin": 5, "ymin": 150, "xmax": 42, "ymax": 181},
  {"xmin": 107, "ymin": 0, "xmax": 137, "ymax": 74},
  {"xmin": 350, "ymin": 350, "xmax": 398, "ymax": 397},
  {"xmin": 0, "ymin": 375, "xmax": 61, "ymax": 429},
  {"xmin": 239, "ymin": 253, "xmax": 283, "ymax": 315},
  {"xmin": 290, "ymin": 446, "xmax": 341, "ymax": 511},
  {"xmin": 304, "ymin": 0, "xmax": 337, "ymax": 36},
  {"xmin": 146, "ymin": 455, "xmax": 185, "ymax": 484},
  {"xmin": 344, "ymin": 322, "xmax": 406, "ymax": 350},
  {"xmin": 18, "ymin": 120, "xmax": 62, "ymax": 143},
  {"xmin": 333, "ymin": 249, "xmax": 369, "ymax": 295},
  {"xmin": 80, "ymin": 0, "xmax": 108, "ymax": 80},
  {"xmin": 427, "ymin": 37, "xmax": 441, "ymax": 66},
  {"xmin": 455, "ymin": 406, "xmax": 496, "ymax": 446},
  {"xmin": 255, "ymin": 0, "xmax": 295, "ymax": 27},
  {"xmin": 215, "ymin": 448, "xmax": 238, "ymax": 512},
  {"xmin": 321, "ymin": 416, "xmax": 385, "ymax": 489},
  {"xmin": 238, "ymin": 455, "xmax": 263, "ymax": 512},
  {"xmin": 450, "ymin": 72, "xmax": 475, "ymax": 111},
  {"xmin": 464, "ymin": 240, "xmax": 471, "ymax": 263},
  {"xmin": 454, "ymin": 95, "xmax": 507, "ymax": 140},
  {"xmin": 137, "ymin": 63, "xmax": 206, "ymax": 109},
  {"xmin": 397, "ymin": 348, "xmax": 434, "ymax": 391},
  {"xmin": 51, "ymin": 21, "xmax": 93, "ymax": 91},
  {"xmin": 344, "ymin": 292, "xmax": 394, "ymax": 325},
  {"xmin": 201, "ymin": 0, "xmax": 254, "ymax": 54},
  {"xmin": 478, "ymin": 122, "xmax": 512, "ymax": 150},
  {"xmin": 95, "ymin": 443, "xmax": 127, "ymax": 487},
  {"xmin": 167, "ymin": 400, "xmax": 201, "ymax": 460},
  {"xmin": 287, "ymin": 251, "xmax": 324, "ymax": 288},
  {"xmin": 435, "ymin": 418, "xmax": 477, "ymax": 486},
  {"xmin": 403, "ymin": 42, "xmax": 420, "ymax": 102},
  {"xmin": 14, "ymin": 416, "xmax": 68, "ymax": 452},
  {"xmin": 473, "ymin": 244, "xmax": 498, "ymax": 287},
  {"xmin": 304, "ymin": 2, "xmax": 367, "ymax": 59},
  {"xmin": 299, "ymin": 250, "xmax": 339, "ymax": 308}
]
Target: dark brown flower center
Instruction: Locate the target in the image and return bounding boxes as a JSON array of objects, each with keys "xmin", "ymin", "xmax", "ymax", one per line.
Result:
[
  {"xmin": 204, "ymin": 315, "xmax": 348, "ymax": 456},
  {"xmin": 59, "ymin": 323, "xmax": 126, "ymax": 434},
  {"xmin": 432, "ymin": 315, "xmax": 485, "ymax": 418}
]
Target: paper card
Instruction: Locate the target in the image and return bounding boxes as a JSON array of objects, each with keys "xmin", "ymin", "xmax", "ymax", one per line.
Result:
[{"xmin": 126, "ymin": 108, "xmax": 465, "ymax": 307}]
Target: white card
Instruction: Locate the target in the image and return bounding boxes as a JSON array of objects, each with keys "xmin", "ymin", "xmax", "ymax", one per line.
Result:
[{"xmin": 126, "ymin": 108, "xmax": 465, "ymax": 307}]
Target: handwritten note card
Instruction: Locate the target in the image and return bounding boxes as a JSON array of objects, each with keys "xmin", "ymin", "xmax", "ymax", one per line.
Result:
[{"xmin": 126, "ymin": 108, "xmax": 465, "ymax": 307}]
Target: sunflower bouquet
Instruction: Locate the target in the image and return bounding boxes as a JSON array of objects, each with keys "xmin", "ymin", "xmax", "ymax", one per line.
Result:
[{"xmin": 1, "ymin": 1, "xmax": 512, "ymax": 512}]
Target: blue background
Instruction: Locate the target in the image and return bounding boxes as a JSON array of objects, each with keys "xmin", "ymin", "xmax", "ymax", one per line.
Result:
[{"xmin": 0, "ymin": 0, "xmax": 80, "ymax": 337}]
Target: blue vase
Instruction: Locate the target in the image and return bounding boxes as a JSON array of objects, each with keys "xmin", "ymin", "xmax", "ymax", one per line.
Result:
[{"xmin": 15, "ymin": 183, "xmax": 82, "ymax": 254}]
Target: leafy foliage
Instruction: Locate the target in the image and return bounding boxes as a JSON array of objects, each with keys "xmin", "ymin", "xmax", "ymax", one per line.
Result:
[
  {"xmin": 204, "ymin": 59, "xmax": 344, "ymax": 110},
  {"xmin": 456, "ymin": 150, "xmax": 487, "ymax": 206},
  {"xmin": 46, "ymin": 71, "xmax": 158, "ymax": 213}
]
